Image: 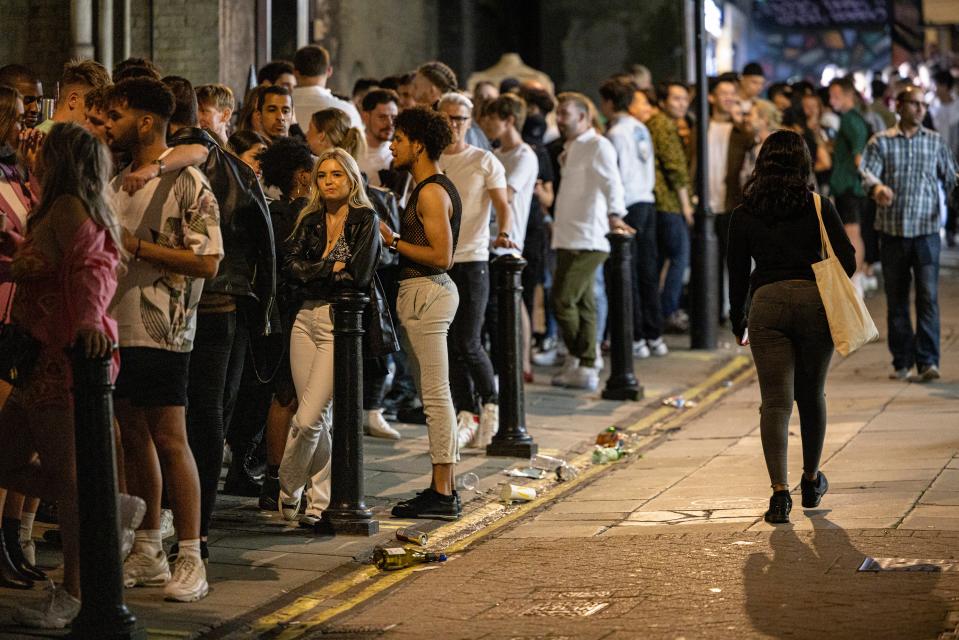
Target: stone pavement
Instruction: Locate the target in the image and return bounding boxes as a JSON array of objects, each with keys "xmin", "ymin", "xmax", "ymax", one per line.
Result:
[
  {"xmin": 305, "ymin": 273, "xmax": 959, "ymax": 638},
  {"xmin": 0, "ymin": 315, "xmax": 742, "ymax": 638}
]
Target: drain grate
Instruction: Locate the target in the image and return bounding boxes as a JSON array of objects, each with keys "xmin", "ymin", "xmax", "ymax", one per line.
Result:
[
  {"xmin": 859, "ymin": 557, "xmax": 959, "ymax": 572},
  {"xmin": 521, "ymin": 601, "xmax": 610, "ymax": 617}
]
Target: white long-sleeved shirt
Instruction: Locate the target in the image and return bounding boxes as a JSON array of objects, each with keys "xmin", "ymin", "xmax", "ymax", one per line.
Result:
[
  {"xmin": 605, "ymin": 114, "xmax": 655, "ymax": 207},
  {"xmin": 551, "ymin": 129, "xmax": 626, "ymax": 252},
  {"xmin": 291, "ymin": 86, "xmax": 363, "ymax": 132}
]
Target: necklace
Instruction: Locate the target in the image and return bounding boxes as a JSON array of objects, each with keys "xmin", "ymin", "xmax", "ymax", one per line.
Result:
[{"xmin": 325, "ymin": 212, "xmax": 347, "ymax": 250}]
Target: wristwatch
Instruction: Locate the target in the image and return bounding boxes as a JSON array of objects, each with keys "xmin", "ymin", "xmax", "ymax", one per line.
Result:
[
  {"xmin": 498, "ymin": 231, "xmax": 510, "ymax": 240},
  {"xmin": 389, "ymin": 234, "xmax": 401, "ymax": 252},
  {"xmin": 153, "ymin": 157, "xmax": 165, "ymax": 177}
]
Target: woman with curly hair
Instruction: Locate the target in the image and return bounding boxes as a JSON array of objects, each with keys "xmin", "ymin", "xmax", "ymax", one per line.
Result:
[{"xmin": 726, "ymin": 130, "xmax": 855, "ymax": 525}]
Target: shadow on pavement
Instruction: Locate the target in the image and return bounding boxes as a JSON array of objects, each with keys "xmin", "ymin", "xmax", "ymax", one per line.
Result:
[{"xmin": 743, "ymin": 515, "xmax": 947, "ymax": 639}]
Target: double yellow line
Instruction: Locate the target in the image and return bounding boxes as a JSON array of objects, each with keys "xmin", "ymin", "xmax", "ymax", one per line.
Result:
[{"xmin": 244, "ymin": 355, "xmax": 754, "ymax": 639}]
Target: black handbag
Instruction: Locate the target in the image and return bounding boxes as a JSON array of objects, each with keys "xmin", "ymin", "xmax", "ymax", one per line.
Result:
[{"xmin": 0, "ymin": 292, "xmax": 40, "ymax": 386}]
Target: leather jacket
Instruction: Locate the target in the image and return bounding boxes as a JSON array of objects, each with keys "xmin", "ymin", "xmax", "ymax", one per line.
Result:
[
  {"xmin": 366, "ymin": 182, "xmax": 400, "ymax": 269},
  {"xmin": 168, "ymin": 127, "xmax": 277, "ymax": 335},
  {"xmin": 284, "ymin": 205, "xmax": 399, "ymax": 357}
]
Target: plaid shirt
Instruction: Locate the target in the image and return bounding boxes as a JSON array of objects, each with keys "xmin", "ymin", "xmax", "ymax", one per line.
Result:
[{"xmin": 859, "ymin": 125, "xmax": 958, "ymax": 238}]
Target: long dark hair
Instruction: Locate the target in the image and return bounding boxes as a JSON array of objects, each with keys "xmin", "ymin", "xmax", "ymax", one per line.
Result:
[{"xmin": 742, "ymin": 129, "xmax": 812, "ymax": 218}]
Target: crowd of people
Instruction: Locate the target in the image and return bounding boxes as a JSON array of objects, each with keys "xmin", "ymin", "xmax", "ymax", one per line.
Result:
[{"xmin": 0, "ymin": 43, "xmax": 956, "ymax": 629}]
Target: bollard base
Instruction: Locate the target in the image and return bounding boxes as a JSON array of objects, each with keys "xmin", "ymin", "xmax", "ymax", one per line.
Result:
[
  {"xmin": 317, "ymin": 511, "xmax": 380, "ymax": 536},
  {"xmin": 68, "ymin": 607, "xmax": 146, "ymax": 640},
  {"xmin": 486, "ymin": 440, "xmax": 538, "ymax": 458},
  {"xmin": 602, "ymin": 383, "xmax": 645, "ymax": 401}
]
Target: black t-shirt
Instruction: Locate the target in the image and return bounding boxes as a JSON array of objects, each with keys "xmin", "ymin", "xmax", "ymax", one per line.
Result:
[{"xmin": 726, "ymin": 192, "xmax": 856, "ymax": 339}]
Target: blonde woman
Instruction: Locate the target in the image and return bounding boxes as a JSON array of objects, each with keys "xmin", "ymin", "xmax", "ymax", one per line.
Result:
[
  {"xmin": 306, "ymin": 107, "xmax": 366, "ymax": 158},
  {"xmin": 278, "ymin": 148, "xmax": 397, "ymax": 526}
]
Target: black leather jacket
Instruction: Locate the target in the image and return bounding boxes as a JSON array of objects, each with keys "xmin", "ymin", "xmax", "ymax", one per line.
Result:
[
  {"xmin": 284, "ymin": 205, "xmax": 399, "ymax": 357},
  {"xmin": 366, "ymin": 182, "xmax": 400, "ymax": 269},
  {"xmin": 168, "ymin": 127, "xmax": 277, "ymax": 335}
]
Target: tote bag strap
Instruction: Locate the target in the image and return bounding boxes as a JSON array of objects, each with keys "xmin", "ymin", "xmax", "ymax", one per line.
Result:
[{"xmin": 812, "ymin": 193, "xmax": 835, "ymax": 259}]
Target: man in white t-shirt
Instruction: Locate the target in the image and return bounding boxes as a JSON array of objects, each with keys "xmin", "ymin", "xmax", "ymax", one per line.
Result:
[
  {"xmin": 437, "ymin": 92, "xmax": 515, "ymax": 449},
  {"xmin": 104, "ymin": 78, "xmax": 223, "ymax": 604},
  {"xmin": 599, "ymin": 78, "xmax": 666, "ymax": 358},
  {"xmin": 358, "ymin": 88, "xmax": 399, "ymax": 188},
  {"xmin": 291, "ymin": 45, "xmax": 363, "ymax": 132}
]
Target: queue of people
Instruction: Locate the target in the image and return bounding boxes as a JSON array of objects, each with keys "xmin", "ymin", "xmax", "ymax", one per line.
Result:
[{"xmin": 0, "ymin": 46, "xmax": 956, "ymax": 630}]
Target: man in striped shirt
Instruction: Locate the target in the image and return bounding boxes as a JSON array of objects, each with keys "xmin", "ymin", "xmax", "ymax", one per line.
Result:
[{"xmin": 860, "ymin": 86, "xmax": 958, "ymax": 382}]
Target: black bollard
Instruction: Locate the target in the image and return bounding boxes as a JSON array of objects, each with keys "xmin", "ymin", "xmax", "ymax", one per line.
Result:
[
  {"xmin": 318, "ymin": 291, "xmax": 379, "ymax": 536},
  {"xmin": 487, "ymin": 254, "xmax": 538, "ymax": 458},
  {"xmin": 70, "ymin": 349, "xmax": 145, "ymax": 640},
  {"xmin": 602, "ymin": 231, "xmax": 644, "ymax": 401}
]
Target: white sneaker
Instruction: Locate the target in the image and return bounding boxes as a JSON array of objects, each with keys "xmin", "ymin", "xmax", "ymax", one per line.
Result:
[
  {"xmin": 278, "ymin": 492, "xmax": 302, "ymax": 521},
  {"xmin": 532, "ymin": 349, "xmax": 561, "ymax": 367},
  {"xmin": 159, "ymin": 508, "xmax": 175, "ymax": 540},
  {"xmin": 456, "ymin": 411, "xmax": 478, "ymax": 449},
  {"xmin": 164, "ymin": 554, "xmax": 209, "ymax": 602},
  {"xmin": 563, "ymin": 366, "xmax": 599, "ymax": 391},
  {"xmin": 550, "ymin": 357, "xmax": 579, "ymax": 387},
  {"xmin": 475, "ymin": 403, "xmax": 499, "ymax": 448},
  {"xmin": 647, "ymin": 337, "xmax": 668, "ymax": 357},
  {"xmin": 118, "ymin": 494, "xmax": 146, "ymax": 560},
  {"xmin": 851, "ymin": 272, "xmax": 864, "ymax": 298},
  {"xmin": 123, "ymin": 548, "xmax": 171, "ymax": 587},
  {"xmin": 13, "ymin": 586, "xmax": 81, "ymax": 629},
  {"xmin": 364, "ymin": 409, "xmax": 401, "ymax": 440},
  {"xmin": 632, "ymin": 340, "xmax": 650, "ymax": 358}
]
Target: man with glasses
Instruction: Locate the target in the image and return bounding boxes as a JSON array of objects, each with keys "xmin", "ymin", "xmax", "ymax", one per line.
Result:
[
  {"xmin": 0, "ymin": 65, "xmax": 43, "ymax": 130},
  {"xmin": 861, "ymin": 86, "xmax": 958, "ymax": 382}
]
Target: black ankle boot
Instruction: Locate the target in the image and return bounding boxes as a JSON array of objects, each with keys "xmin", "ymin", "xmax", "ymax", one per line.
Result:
[
  {"xmin": 2, "ymin": 519, "xmax": 45, "ymax": 581},
  {"xmin": 223, "ymin": 452, "xmax": 263, "ymax": 497},
  {"xmin": 764, "ymin": 490, "xmax": 792, "ymax": 524},
  {"xmin": 0, "ymin": 529, "xmax": 32, "ymax": 589},
  {"xmin": 258, "ymin": 473, "xmax": 280, "ymax": 511}
]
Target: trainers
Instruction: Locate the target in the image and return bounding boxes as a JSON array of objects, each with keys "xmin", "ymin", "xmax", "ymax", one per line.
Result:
[
  {"xmin": 647, "ymin": 337, "xmax": 668, "ymax": 357},
  {"xmin": 299, "ymin": 513, "xmax": 322, "ymax": 529},
  {"xmin": 364, "ymin": 409, "xmax": 401, "ymax": 440},
  {"xmin": 168, "ymin": 540, "xmax": 209, "ymax": 565},
  {"xmin": 763, "ymin": 490, "xmax": 792, "ymax": 524},
  {"xmin": 259, "ymin": 474, "xmax": 280, "ymax": 511},
  {"xmin": 456, "ymin": 411, "xmax": 478, "ymax": 449},
  {"xmin": 123, "ymin": 548, "xmax": 170, "ymax": 587},
  {"xmin": 118, "ymin": 494, "xmax": 146, "ymax": 561},
  {"xmin": 889, "ymin": 367, "xmax": 910, "ymax": 380},
  {"xmin": 164, "ymin": 555, "xmax": 209, "ymax": 602},
  {"xmin": 557, "ymin": 366, "xmax": 599, "ymax": 391},
  {"xmin": 550, "ymin": 356, "xmax": 579, "ymax": 387},
  {"xmin": 632, "ymin": 340, "xmax": 650, "ymax": 358},
  {"xmin": 391, "ymin": 488, "xmax": 460, "ymax": 521},
  {"xmin": 159, "ymin": 508, "xmax": 175, "ymax": 540},
  {"xmin": 396, "ymin": 405, "xmax": 427, "ymax": 425},
  {"xmin": 475, "ymin": 403, "xmax": 499, "ymax": 449},
  {"xmin": 13, "ymin": 586, "xmax": 81, "ymax": 629},
  {"xmin": 800, "ymin": 472, "xmax": 829, "ymax": 508},
  {"xmin": 917, "ymin": 364, "xmax": 941, "ymax": 382},
  {"xmin": 664, "ymin": 310, "xmax": 689, "ymax": 333},
  {"xmin": 278, "ymin": 493, "xmax": 302, "ymax": 521},
  {"xmin": 532, "ymin": 348, "xmax": 561, "ymax": 367}
]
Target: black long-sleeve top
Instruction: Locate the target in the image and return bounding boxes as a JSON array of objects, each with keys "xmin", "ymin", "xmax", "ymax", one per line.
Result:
[{"xmin": 726, "ymin": 192, "xmax": 856, "ymax": 341}]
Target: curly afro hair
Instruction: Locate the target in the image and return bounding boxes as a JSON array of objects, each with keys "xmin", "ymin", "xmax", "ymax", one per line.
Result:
[
  {"xmin": 393, "ymin": 106, "xmax": 453, "ymax": 161},
  {"xmin": 258, "ymin": 137, "xmax": 314, "ymax": 195}
]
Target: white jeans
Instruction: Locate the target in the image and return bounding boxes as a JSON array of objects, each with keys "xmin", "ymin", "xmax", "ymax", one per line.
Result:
[{"xmin": 279, "ymin": 301, "xmax": 333, "ymax": 515}]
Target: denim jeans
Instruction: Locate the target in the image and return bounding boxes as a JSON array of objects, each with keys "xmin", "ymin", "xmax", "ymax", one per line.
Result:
[
  {"xmin": 186, "ymin": 308, "xmax": 250, "ymax": 537},
  {"xmin": 879, "ymin": 233, "xmax": 941, "ymax": 370},
  {"xmin": 449, "ymin": 262, "xmax": 498, "ymax": 415},
  {"xmin": 748, "ymin": 280, "xmax": 834, "ymax": 487},
  {"xmin": 657, "ymin": 211, "xmax": 690, "ymax": 318},
  {"xmin": 624, "ymin": 202, "xmax": 663, "ymax": 340}
]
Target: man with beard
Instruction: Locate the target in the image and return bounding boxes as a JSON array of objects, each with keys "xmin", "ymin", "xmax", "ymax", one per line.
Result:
[
  {"xmin": 358, "ymin": 89, "xmax": 399, "ymax": 188},
  {"xmin": 258, "ymin": 86, "xmax": 293, "ymax": 142}
]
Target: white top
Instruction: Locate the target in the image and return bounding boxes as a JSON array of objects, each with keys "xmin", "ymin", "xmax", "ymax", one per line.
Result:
[
  {"xmin": 605, "ymin": 115, "xmax": 655, "ymax": 207},
  {"xmin": 493, "ymin": 142, "xmax": 539, "ymax": 253},
  {"xmin": 439, "ymin": 145, "xmax": 507, "ymax": 263},
  {"xmin": 707, "ymin": 121, "xmax": 733, "ymax": 213},
  {"xmin": 551, "ymin": 128, "xmax": 626, "ymax": 253},
  {"xmin": 929, "ymin": 94, "xmax": 959, "ymax": 160},
  {"xmin": 292, "ymin": 85, "xmax": 364, "ymax": 132},
  {"xmin": 358, "ymin": 142, "xmax": 393, "ymax": 187},
  {"xmin": 110, "ymin": 157, "xmax": 224, "ymax": 353}
]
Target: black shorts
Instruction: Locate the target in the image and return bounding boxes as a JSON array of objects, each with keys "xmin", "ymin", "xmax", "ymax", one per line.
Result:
[
  {"xmin": 834, "ymin": 192, "xmax": 866, "ymax": 225},
  {"xmin": 115, "ymin": 347, "xmax": 191, "ymax": 407}
]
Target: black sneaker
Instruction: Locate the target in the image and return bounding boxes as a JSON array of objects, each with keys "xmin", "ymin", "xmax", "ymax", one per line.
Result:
[
  {"xmin": 764, "ymin": 490, "xmax": 792, "ymax": 524},
  {"xmin": 391, "ymin": 488, "xmax": 460, "ymax": 521},
  {"xmin": 414, "ymin": 488, "xmax": 462, "ymax": 514},
  {"xmin": 168, "ymin": 540, "xmax": 209, "ymax": 565},
  {"xmin": 396, "ymin": 406, "xmax": 427, "ymax": 425},
  {"xmin": 800, "ymin": 472, "xmax": 829, "ymax": 508},
  {"xmin": 258, "ymin": 475, "xmax": 280, "ymax": 511}
]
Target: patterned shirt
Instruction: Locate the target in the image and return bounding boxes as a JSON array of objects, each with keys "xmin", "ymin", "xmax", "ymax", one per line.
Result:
[
  {"xmin": 111, "ymin": 159, "xmax": 223, "ymax": 352},
  {"xmin": 859, "ymin": 125, "xmax": 958, "ymax": 238},
  {"xmin": 645, "ymin": 111, "xmax": 690, "ymax": 214}
]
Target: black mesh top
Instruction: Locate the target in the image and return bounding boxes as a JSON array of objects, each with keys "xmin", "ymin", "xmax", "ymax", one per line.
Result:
[{"xmin": 398, "ymin": 173, "xmax": 462, "ymax": 280}]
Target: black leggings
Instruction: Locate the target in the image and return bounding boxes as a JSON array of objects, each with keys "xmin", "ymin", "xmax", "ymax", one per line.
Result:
[{"xmin": 748, "ymin": 280, "xmax": 834, "ymax": 487}]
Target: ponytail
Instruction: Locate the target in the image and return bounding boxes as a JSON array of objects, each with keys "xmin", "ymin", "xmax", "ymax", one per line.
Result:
[{"xmin": 342, "ymin": 127, "xmax": 367, "ymax": 160}]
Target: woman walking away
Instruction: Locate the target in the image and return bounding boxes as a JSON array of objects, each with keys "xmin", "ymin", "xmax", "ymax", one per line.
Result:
[
  {"xmin": 278, "ymin": 148, "xmax": 396, "ymax": 528},
  {"xmin": 0, "ymin": 123, "xmax": 145, "ymax": 628},
  {"xmin": 726, "ymin": 130, "xmax": 856, "ymax": 524}
]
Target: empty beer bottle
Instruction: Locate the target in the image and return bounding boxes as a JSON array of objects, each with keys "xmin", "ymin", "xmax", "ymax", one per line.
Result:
[{"xmin": 373, "ymin": 546, "xmax": 447, "ymax": 571}]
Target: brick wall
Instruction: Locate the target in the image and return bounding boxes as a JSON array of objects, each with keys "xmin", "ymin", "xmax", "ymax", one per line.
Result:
[
  {"xmin": 149, "ymin": 0, "xmax": 221, "ymax": 84},
  {"xmin": 0, "ymin": 0, "xmax": 73, "ymax": 92}
]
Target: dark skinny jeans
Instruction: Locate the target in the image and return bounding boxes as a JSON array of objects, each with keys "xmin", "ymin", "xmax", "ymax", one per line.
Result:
[
  {"xmin": 448, "ymin": 261, "xmax": 498, "ymax": 415},
  {"xmin": 748, "ymin": 280, "xmax": 833, "ymax": 488}
]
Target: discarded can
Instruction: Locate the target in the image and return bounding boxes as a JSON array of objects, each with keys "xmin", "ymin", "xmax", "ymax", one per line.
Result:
[
  {"xmin": 595, "ymin": 426, "xmax": 624, "ymax": 447},
  {"xmin": 373, "ymin": 546, "xmax": 446, "ymax": 571},
  {"xmin": 556, "ymin": 463, "xmax": 579, "ymax": 482},
  {"xmin": 454, "ymin": 472, "xmax": 479, "ymax": 492},
  {"xmin": 501, "ymin": 484, "xmax": 537, "ymax": 503},
  {"xmin": 592, "ymin": 445, "xmax": 625, "ymax": 464},
  {"xmin": 396, "ymin": 528, "xmax": 429, "ymax": 546}
]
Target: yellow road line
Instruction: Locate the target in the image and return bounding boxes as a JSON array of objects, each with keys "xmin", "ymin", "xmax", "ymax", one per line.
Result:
[{"xmin": 250, "ymin": 355, "xmax": 754, "ymax": 638}]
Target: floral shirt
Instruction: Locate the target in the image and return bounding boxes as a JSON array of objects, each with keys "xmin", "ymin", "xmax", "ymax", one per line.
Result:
[{"xmin": 110, "ymin": 157, "xmax": 223, "ymax": 352}]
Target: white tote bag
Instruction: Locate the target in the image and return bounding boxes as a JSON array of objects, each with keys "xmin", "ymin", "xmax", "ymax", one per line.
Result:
[{"xmin": 811, "ymin": 193, "xmax": 879, "ymax": 356}]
